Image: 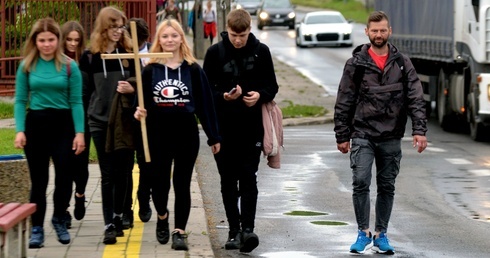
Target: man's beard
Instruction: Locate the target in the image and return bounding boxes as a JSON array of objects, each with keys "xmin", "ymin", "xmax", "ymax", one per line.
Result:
[{"xmin": 370, "ymin": 37, "xmax": 388, "ymax": 48}]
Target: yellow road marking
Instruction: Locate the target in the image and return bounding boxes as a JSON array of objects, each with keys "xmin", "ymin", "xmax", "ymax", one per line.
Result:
[{"xmin": 103, "ymin": 165, "xmax": 142, "ymax": 258}]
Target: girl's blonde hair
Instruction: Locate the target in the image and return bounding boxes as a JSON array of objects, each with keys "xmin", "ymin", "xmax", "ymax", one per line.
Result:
[
  {"xmin": 22, "ymin": 17, "xmax": 66, "ymax": 73},
  {"xmin": 61, "ymin": 20, "xmax": 86, "ymax": 63},
  {"xmin": 149, "ymin": 19, "xmax": 196, "ymax": 65},
  {"xmin": 89, "ymin": 6, "xmax": 132, "ymax": 53}
]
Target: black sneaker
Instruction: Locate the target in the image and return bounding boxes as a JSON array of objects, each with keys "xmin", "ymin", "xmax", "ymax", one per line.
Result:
[
  {"xmin": 171, "ymin": 230, "xmax": 188, "ymax": 251},
  {"xmin": 74, "ymin": 195, "xmax": 86, "ymax": 220},
  {"xmin": 52, "ymin": 216, "xmax": 70, "ymax": 245},
  {"xmin": 122, "ymin": 212, "xmax": 134, "ymax": 229},
  {"xmin": 138, "ymin": 206, "xmax": 152, "ymax": 223},
  {"xmin": 103, "ymin": 224, "xmax": 117, "ymax": 245},
  {"xmin": 240, "ymin": 228, "xmax": 259, "ymax": 253},
  {"xmin": 64, "ymin": 211, "xmax": 72, "ymax": 229},
  {"xmin": 224, "ymin": 229, "xmax": 241, "ymax": 250},
  {"xmin": 114, "ymin": 216, "xmax": 124, "ymax": 237},
  {"xmin": 156, "ymin": 217, "xmax": 170, "ymax": 244}
]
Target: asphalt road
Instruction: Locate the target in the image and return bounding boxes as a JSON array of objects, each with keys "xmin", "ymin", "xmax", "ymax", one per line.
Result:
[{"xmin": 196, "ymin": 121, "xmax": 490, "ymax": 258}]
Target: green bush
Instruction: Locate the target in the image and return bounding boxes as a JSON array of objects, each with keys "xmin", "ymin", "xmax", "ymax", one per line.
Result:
[{"xmin": 2, "ymin": 1, "xmax": 80, "ymax": 51}]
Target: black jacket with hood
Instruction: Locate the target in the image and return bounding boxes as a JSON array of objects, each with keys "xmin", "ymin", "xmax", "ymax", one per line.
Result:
[
  {"xmin": 334, "ymin": 43, "xmax": 427, "ymax": 143},
  {"xmin": 203, "ymin": 31, "xmax": 278, "ymax": 145}
]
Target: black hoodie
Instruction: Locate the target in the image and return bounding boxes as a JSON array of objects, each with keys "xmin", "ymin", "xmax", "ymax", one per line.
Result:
[
  {"xmin": 140, "ymin": 61, "xmax": 221, "ymax": 146},
  {"xmin": 203, "ymin": 31, "xmax": 279, "ymax": 144}
]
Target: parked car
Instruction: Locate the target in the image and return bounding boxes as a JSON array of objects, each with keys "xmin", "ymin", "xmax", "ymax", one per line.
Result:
[
  {"xmin": 295, "ymin": 11, "xmax": 353, "ymax": 48},
  {"xmin": 257, "ymin": 0, "xmax": 296, "ymax": 30},
  {"xmin": 232, "ymin": 0, "xmax": 262, "ymax": 15}
]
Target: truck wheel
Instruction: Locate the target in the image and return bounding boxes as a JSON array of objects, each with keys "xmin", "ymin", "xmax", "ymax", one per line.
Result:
[
  {"xmin": 437, "ymin": 69, "xmax": 451, "ymax": 129},
  {"xmin": 425, "ymin": 101, "xmax": 432, "ymax": 118},
  {"xmin": 467, "ymin": 93, "xmax": 487, "ymax": 141}
]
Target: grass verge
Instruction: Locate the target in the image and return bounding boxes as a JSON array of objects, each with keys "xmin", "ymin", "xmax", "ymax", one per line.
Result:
[
  {"xmin": 281, "ymin": 101, "xmax": 327, "ymax": 118},
  {"xmin": 0, "ymin": 128, "xmax": 98, "ymax": 162},
  {"xmin": 0, "ymin": 128, "xmax": 21, "ymax": 155},
  {"xmin": 292, "ymin": 0, "xmax": 372, "ymax": 23},
  {"xmin": 0, "ymin": 101, "xmax": 14, "ymax": 119}
]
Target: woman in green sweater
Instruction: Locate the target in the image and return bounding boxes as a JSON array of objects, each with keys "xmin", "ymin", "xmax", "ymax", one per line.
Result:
[{"xmin": 14, "ymin": 17, "xmax": 85, "ymax": 249}]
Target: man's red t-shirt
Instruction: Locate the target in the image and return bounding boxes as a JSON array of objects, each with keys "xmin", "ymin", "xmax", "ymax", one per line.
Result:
[{"xmin": 368, "ymin": 47, "xmax": 389, "ymax": 72}]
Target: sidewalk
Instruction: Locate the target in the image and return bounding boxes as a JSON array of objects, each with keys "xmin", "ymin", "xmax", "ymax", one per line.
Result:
[
  {"xmin": 26, "ymin": 164, "xmax": 214, "ymax": 258},
  {"xmin": 0, "ymin": 58, "xmax": 333, "ymax": 258},
  {"xmin": 1, "ymin": 29, "xmax": 335, "ymax": 258}
]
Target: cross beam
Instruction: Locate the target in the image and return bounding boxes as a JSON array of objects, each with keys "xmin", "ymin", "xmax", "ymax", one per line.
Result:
[{"xmin": 101, "ymin": 21, "xmax": 172, "ymax": 162}]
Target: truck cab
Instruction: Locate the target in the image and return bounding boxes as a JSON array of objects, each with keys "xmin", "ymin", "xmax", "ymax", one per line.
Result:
[{"xmin": 376, "ymin": 0, "xmax": 490, "ymax": 141}]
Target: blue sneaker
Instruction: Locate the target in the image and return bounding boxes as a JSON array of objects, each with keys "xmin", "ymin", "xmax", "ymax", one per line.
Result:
[
  {"xmin": 29, "ymin": 226, "xmax": 44, "ymax": 248},
  {"xmin": 350, "ymin": 230, "xmax": 373, "ymax": 254},
  {"xmin": 52, "ymin": 216, "xmax": 70, "ymax": 245},
  {"xmin": 373, "ymin": 232, "xmax": 395, "ymax": 254}
]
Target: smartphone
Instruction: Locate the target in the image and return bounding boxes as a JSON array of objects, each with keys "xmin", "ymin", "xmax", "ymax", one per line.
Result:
[{"xmin": 228, "ymin": 87, "xmax": 237, "ymax": 94}]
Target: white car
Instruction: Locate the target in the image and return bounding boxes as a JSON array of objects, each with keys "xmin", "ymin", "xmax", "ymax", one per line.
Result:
[{"xmin": 295, "ymin": 11, "xmax": 353, "ymax": 48}]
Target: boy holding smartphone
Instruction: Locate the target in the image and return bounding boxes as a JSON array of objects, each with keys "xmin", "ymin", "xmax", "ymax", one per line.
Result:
[{"xmin": 203, "ymin": 9, "xmax": 279, "ymax": 253}]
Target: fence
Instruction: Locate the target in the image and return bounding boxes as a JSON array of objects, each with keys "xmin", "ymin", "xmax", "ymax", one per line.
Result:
[{"xmin": 0, "ymin": 0, "xmax": 157, "ymax": 96}]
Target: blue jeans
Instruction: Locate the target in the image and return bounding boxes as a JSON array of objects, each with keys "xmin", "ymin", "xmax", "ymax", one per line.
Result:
[{"xmin": 349, "ymin": 138, "xmax": 401, "ymax": 233}]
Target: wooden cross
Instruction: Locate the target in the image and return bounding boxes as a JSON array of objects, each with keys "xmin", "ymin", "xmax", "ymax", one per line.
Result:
[{"xmin": 101, "ymin": 21, "xmax": 172, "ymax": 162}]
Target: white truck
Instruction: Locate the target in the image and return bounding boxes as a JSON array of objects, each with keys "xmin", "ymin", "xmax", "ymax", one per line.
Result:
[{"xmin": 375, "ymin": 0, "xmax": 490, "ymax": 141}]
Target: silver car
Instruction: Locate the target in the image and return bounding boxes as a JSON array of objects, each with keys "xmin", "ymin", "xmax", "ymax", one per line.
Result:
[{"xmin": 232, "ymin": 0, "xmax": 262, "ymax": 15}]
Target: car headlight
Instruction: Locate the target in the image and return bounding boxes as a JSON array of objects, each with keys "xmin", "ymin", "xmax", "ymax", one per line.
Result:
[
  {"xmin": 288, "ymin": 12, "xmax": 296, "ymax": 19},
  {"xmin": 259, "ymin": 12, "xmax": 269, "ymax": 20},
  {"xmin": 236, "ymin": 4, "xmax": 242, "ymax": 10}
]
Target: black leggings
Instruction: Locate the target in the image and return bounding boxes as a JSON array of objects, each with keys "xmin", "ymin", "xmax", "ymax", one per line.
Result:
[
  {"xmin": 148, "ymin": 121, "xmax": 200, "ymax": 230},
  {"xmin": 24, "ymin": 109, "xmax": 75, "ymax": 227}
]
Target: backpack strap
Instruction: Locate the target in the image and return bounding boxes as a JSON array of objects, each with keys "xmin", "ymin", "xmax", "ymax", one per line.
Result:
[
  {"xmin": 66, "ymin": 58, "xmax": 71, "ymax": 77},
  {"xmin": 395, "ymin": 55, "xmax": 405, "ymax": 83},
  {"xmin": 352, "ymin": 63, "xmax": 365, "ymax": 89},
  {"xmin": 218, "ymin": 41, "xmax": 225, "ymax": 64}
]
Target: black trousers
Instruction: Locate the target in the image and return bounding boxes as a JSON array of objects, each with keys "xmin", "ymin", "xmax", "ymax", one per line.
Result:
[
  {"xmin": 24, "ymin": 109, "xmax": 75, "ymax": 227},
  {"xmin": 136, "ymin": 147, "xmax": 152, "ymax": 210},
  {"xmin": 73, "ymin": 122, "xmax": 91, "ymax": 195},
  {"xmin": 214, "ymin": 140, "xmax": 261, "ymax": 231},
  {"xmin": 91, "ymin": 129, "xmax": 134, "ymax": 225}
]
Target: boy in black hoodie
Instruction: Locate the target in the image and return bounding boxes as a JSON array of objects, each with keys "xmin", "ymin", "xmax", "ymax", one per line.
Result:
[{"xmin": 203, "ymin": 9, "xmax": 279, "ymax": 253}]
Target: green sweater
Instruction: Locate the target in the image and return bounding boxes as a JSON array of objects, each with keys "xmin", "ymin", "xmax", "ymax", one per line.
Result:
[{"xmin": 14, "ymin": 58, "xmax": 84, "ymax": 133}]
